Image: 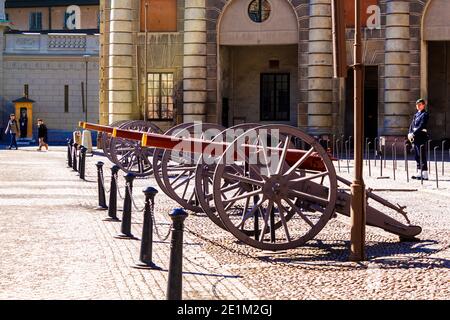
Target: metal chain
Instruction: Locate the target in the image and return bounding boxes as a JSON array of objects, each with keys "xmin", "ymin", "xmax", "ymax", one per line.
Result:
[
  {"xmin": 99, "ymin": 172, "xmax": 111, "ymax": 194},
  {"xmin": 125, "ymin": 183, "xmax": 172, "ymax": 241},
  {"xmin": 115, "ymin": 174, "xmax": 125, "ymax": 200},
  {"xmin": 149, "ymin": 197, "xmax": 172, "ymax": 242},
  {"xmin": 126, "ymin": 183, "xmax": 146, "ymax": 212}
]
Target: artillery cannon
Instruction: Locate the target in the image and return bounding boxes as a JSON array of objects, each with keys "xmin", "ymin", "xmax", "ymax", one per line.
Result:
[{"xmin": 80, "ymin": 121, "xmax": 422, "ymax": 251}]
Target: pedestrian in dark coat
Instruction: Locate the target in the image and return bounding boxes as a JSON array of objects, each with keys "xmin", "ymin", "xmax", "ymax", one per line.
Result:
[
  {"xmin": 4, "ymin": 114, "xmax": 20, "ymax": 150},
  {"xmin": 408, "ymin": 99, "xmax": 429, "ymax": 180},
  {"xmin": 37, "ymin": 119, "xmax": 49, "ymax": 151}
]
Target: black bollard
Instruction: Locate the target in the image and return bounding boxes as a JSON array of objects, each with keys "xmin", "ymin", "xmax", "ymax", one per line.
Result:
[
  {"xmin": 72, "ymin": 143, "xmax": 78, "ymax": 172},
  {"xmin": 115, "ymin": 173, "xmax": 137, "ymax": 239},
  {"xmin": 377, "ymin": 145, "xmax": 389, "ymax": 179},
  {"xmin": 133, "ymin": 187, "xmax": 162, "ymax": 270},
  {"xmin": 67, "ymin": 139, "xmax": 73, "ymax": 168},
  {"xmin": 345, "ymin": 140, "xmax": 350, "ymax": 173},
  {"xmin": 420, "ymin": 145, "xmax": 424, "ymax": 185},
  {"xmin": 434, "ymin": 147, "xmax": 439, "ymax": 189},
  {"xmin": 95, "ymin": 161, "xmax": 108, "ymax": 210},
  {"xmin": 427, "ymin": 140, "xmax": 432, "ymax": 173},
  {"xmin": 442, "ymin": 140, "xmax": 446, "ymax": 176},
  {"xmin": 365, "ymin": 138, "xmax": 369, "ymax": 166},
  {"xmin": 336, "ymin": 139, "xmax": 341, "ymax": 172},
  {"xmin": 374, "ymin": 137, "xmax": 379, "ymax": 167},
  {"xmin": 331, "ymin": 134, "xmax": 336, "ymax": 158},
  {"xmin": 380, "ymin": 146, "xmax": 383, "ymax": 177},
  {"xmin": 394, "ymin": 139, "xmax": 398, "ymax": 170},
  {"xmin": 404, "ymin": 142, "xmax": 409, "ymax": 183},
  {"xmin": 392, "ymin": 143, "xmax": 396, "ymax": 180},
  {"xmin": 349, "ymin": 136, "xmax": 353, "ymax": 159},
  {"xmin": 104, "ymin": 165, "xmax": 120, "ymax": 222},
  {"xmin": 166, "ymin": 208, "xmax": 188, "ymax": 301},
  {"xmin": 336, "ymin": 139, "xmax": 340, "ymax": 158},
  {"xmin": 368, "ymin": 142, "xmax": 372, "ymax": 177},
  {"xmin": 79, "ymin": 146, "xmax": 87, "ymax": 180}
]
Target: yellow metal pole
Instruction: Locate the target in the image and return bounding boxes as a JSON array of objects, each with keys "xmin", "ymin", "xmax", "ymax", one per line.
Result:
[{"xmin": 350, "ymin": 0, "xmax": 366, "ymax": 261}]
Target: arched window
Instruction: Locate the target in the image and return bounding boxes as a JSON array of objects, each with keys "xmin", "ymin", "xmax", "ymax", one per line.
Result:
[{"xmin": 140, "ymin": 0, "xmax": 177, "ymax": 32}]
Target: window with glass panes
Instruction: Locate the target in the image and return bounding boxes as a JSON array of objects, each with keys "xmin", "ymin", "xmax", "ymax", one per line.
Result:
[
  {"xmin": 248, "ymin": 0, "xmax": 271, "ymax": 23},
  {"xmin": 29, "ymin": 12, "xmax": 42, "ymax": 31},
  {"xmin": 260, "ymin": 73, "xmax": 290, "ymax": 121},
  {"xmin": 147, "ymin": 73, "xmax": 174, "ymax": 120}
]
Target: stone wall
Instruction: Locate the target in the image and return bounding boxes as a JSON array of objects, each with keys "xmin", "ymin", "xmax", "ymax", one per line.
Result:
[
  {"xmin": 225, "ymin": 45, "xmax": 299, "ymax": 125},
  {"xmin": 207, "ymin": 0, "xmax": 310, "ymax": 126},
  {"xmin": 2, "ymin": 57, "xmax": 99, "ymax": 135}
]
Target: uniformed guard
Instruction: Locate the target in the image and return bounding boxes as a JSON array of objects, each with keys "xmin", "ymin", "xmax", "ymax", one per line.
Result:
[{"xmin": 408, "ymin": 99, "xmax": 429, "ymax": 180}]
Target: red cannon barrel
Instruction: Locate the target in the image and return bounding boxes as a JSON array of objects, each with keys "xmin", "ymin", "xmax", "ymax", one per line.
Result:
[{"xmin": 79, "ymin": 121, "xmax": 329, "ymax": 172}]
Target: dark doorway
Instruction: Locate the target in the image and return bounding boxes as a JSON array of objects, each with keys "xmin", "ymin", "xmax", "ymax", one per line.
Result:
[
  {"xmin": 428, "ymin": 41, "xmax": 450, "ymax": 140},
  {"xmin": 345, "ymin": 66, "xmax": 379, "ymax": 140},
  {"xmin": 260, "ymin": 73, "xmax": 290, "ymax": 121},
  {"xmin": 222, "ymin": 98, "xmax": 229, "ymax": 127}
]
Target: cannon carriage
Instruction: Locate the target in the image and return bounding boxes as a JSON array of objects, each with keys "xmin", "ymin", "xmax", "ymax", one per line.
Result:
[{"xmin": 80, "ymin": 121, "xmax": 421, "ymax": 251}]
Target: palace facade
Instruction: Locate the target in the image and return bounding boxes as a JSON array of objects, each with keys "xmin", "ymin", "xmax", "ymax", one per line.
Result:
[
  {"xmin": 0, "ymin": 0, "xmax": 100, "ymax": 142},
  {"xmin": 100, "ymin": 0, "xmax": 450, "ymax": 142}
]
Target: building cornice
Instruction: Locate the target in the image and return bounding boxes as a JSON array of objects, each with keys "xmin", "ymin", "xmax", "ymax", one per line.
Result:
[
  {"xmin": 3, "ymin": 54, "xmax": 99, "ymax": 61},
  {"xmin": 5, "ymin": 1, "xmax": 99, "ymax": 8}
]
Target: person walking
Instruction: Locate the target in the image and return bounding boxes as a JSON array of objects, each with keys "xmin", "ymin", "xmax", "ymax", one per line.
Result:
[
  {"xmin": 37, "ymin": 119, "xmax": 49, "ymax": 151},
  {"xmin": 408, "ymin": 99, "xmax": 429, "ymax": 180},
  {"xmin": 4, "ymin": 114, "xmax": 20, "ymax": 150}
]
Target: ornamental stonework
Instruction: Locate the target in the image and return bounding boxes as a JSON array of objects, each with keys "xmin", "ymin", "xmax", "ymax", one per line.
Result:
[{"xmin": 48, "ymin": 35, "xmax": 86, "ymax": 49}]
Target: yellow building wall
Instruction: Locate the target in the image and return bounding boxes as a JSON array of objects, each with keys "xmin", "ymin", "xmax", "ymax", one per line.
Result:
[{"xmin": 14, "ymin": 102, "xmax": 33, "ymax": 139}]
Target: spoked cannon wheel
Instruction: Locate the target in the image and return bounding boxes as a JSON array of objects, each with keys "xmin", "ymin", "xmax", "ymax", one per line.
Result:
[
  {"xmin": 152, "ymin": 122, "xmax": 195, "ymax": 195},
  {"xmin": 109, "ymin": 120, "xmax": 162, "ymax": 177},
  {"xmin": 212, "ymin": 125, "xmax": 337, "ymax": 251},
  {"xmin": 194, "ymin": 123, "xmax": 260, "ymax": 230},
  {"xmin": 101, "ymin": 120, "xmax": 132, "ymax": 161},
  {"xmin": 156, "ymin": 123, "xmax": 225, "ymax": 213}
]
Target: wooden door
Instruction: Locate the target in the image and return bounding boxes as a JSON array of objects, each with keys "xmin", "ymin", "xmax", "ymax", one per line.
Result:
[{"xmin": 428, "ymin": 41, "xmax": 450, "ymax": 139}]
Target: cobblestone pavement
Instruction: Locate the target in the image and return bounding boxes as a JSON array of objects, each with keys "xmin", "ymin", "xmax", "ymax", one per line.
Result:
[{"xmin": 0, "ymin": 147, "xmax": 448, "ymax": 300}]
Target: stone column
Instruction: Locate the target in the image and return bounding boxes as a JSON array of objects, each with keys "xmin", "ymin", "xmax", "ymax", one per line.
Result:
[
  {"xmin": 383, "ymin": 1, "xmax": 410, "ymax": 136},
  {"xmin": 108, "ymin": 0, "xmax": 135, "ymax": 123},
  {"xmin": 0, "ymin": 0, "xmax": 7, "ymax": 114},
  {"xmin": 0, "ymin": 29, "xmax": 4, "ymax": 115},
  {"xmin": 0, "ymin": 0, "xmax": 5, "ymax": 21},
  {"xmin": 307, "ymin": 0, "xmax": 334, "ymax": 136},
  {"xmin": 99, "ymin": 0, "xmax": 109, "ymax": 125},
  {"xmin": 183, "ymin": 0, "xmax": 207, "ymax": 123}
]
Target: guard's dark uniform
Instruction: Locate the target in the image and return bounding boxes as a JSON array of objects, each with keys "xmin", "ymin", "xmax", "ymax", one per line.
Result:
[{"xmin": 409, "ymin": 109, "xmax": 429, "ymax": 171}]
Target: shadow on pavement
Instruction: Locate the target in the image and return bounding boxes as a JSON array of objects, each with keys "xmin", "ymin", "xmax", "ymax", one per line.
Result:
[{"xmin": 254, "ymin": 239, "xmax": 449, "ymax": 271}]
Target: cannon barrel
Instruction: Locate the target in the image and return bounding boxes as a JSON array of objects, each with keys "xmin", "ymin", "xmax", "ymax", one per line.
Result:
[{"xmin": 79, "ymin": 121, "xmax": 329, "ymax": 172}]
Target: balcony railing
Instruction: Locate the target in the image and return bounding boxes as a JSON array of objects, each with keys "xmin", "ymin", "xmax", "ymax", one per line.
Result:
[{"xmin": 4, "ymin": 32, "xmax": 99, "ymax": 55}]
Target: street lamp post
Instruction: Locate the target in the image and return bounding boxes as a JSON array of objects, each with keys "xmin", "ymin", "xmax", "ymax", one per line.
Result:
[
  {"xmin": 83, "ymin": 54, "xmax": 90, "ymax": 123},
  {"xmin": 144, "ymin": 1, "xmax": 149, "ymax": 121},
  {"xmin": 349, "ymin": 0, "xmax": 366, "ymax": 261}
]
